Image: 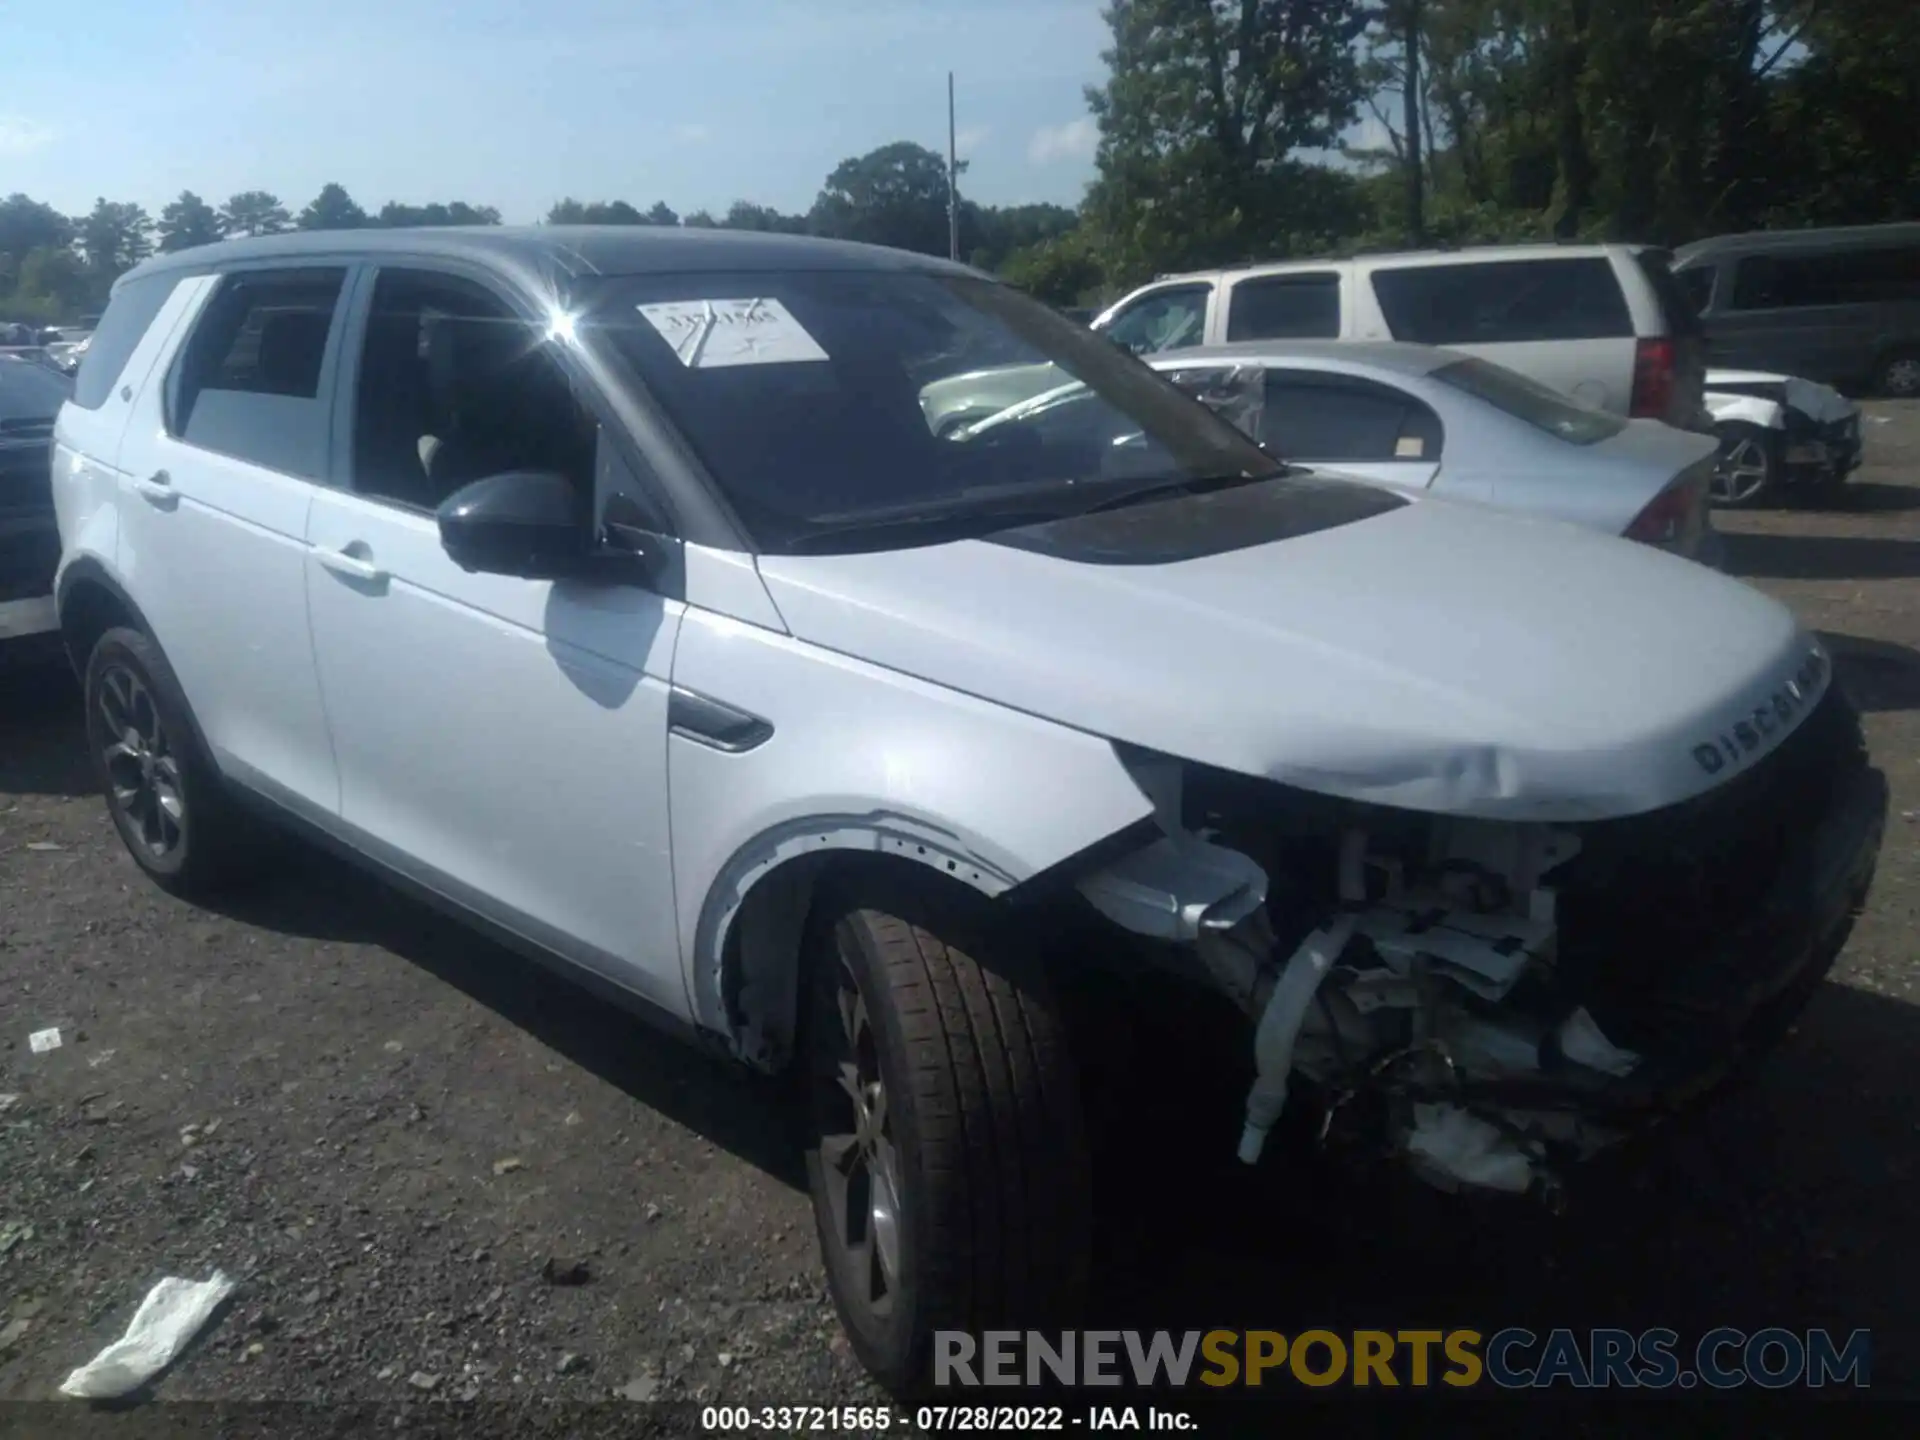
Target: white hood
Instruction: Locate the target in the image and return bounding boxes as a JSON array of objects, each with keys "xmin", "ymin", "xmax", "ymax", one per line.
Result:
[{"xmin": 757, "ymin": 494, "xmax": 1826, "ymax": 822}]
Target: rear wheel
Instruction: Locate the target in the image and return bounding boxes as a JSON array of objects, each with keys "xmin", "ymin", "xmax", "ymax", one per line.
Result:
[
  {"xmin": 84, "ymin": 626, "xmax": 273, "ymax": 897},
  {"xmin": 1710, "ymin": 422, "xmax": 1780, "ymax": 508},
  {"xmin": 803, "ymin": 870, "xmax": 1092, "ymax": 1395}
]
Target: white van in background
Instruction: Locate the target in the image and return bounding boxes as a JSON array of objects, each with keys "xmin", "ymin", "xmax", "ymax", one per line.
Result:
[{"xmin": 1091, "ymin": 243, "xmax": 1709, "ymax": 432}]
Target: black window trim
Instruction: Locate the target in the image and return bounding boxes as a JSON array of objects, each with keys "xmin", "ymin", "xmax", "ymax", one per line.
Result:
[
  {"xmin": 1257, "ymin": 367, "xmax": 1447, "ymax": 464},
  {"xmin": 1223, "ymin": 270, "xmax": 1343, "ymax": 342},
  {"xmin": 159, "ymin": 259, "xmax": 360, "ymax": 482}
]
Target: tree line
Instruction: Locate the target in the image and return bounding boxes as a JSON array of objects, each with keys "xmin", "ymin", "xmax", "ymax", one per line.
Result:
[
  {"xmin": 5, "ymin": 0, "xmax": 1913, "ymax": 323},
  {"xmin": 0, "ymin": 142, "xmax": 1077, "ymax": 325}
]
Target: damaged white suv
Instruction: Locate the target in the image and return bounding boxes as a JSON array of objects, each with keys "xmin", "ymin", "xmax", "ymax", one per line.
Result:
[{"xmin": 52, "ymin": 229, "xmax": 1887, "ymax": 1393}]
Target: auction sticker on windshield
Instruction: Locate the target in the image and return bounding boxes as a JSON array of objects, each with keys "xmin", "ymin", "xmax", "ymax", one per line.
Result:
[{"xmin": 637, "ymin": 297, "xmax": 828, "ymax": 368}]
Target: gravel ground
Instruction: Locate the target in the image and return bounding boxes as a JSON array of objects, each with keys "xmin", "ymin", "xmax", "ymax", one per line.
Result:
[{"xmin": 3, "ymin": 404, "xmax": 1918, "ymax": 1431}]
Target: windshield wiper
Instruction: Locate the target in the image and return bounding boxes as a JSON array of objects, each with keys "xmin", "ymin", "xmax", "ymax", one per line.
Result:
[
  {"xmin": 1066, "ymin": 467, "xmax": 1294, "ymax": 516},
  {"xmin": 781, "ymin": 504, "xmax": 1081, "ymax": 554}
]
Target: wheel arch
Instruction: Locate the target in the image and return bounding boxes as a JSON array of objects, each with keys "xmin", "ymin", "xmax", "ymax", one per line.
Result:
[{"xmin": 693, "ymin": 809, "xmax": 1156, "ymax": 1075}]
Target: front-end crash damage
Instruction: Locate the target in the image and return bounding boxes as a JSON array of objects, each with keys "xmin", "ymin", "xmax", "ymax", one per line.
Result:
[{"xmin": 1070, "ymin": 681, "xmax": 1887, "ymax": 1203}]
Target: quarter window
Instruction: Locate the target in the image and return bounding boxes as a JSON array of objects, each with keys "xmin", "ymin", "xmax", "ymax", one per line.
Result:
[
  {"xmin": 71, "ymin": 273, "xmax": 179, "ymax": 411},
  {"xmin": 168, "ymin": 268, "xmax": 347, "ymax": 478},
  {"xmin": 1730, "ymin": 246, "xmax": 1920, "ymax": 311},
  {"xmin": 1370, "ymin": 258, "xmax": 1632, "ymax": 345}
]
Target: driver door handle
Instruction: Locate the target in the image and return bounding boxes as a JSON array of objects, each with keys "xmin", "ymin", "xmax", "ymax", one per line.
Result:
[
  {"xmin": 131, "ymin": 470, "xmax": 178, "ymax": 507},
  {"xmin": 313, "ymin": 545, "xmax": 388, "ymax": 584}
]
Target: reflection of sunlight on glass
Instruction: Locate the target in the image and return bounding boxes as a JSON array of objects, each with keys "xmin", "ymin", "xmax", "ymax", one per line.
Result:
[{"xmin": 546, "ymin": 310, "xmax": 580, "ymax": 345}]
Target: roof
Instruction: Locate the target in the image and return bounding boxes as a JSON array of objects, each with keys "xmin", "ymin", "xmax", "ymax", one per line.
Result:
[
  {"xmin": 1674, "ymin": 221, "xmax": 1920, "ymax": 263},
  {"xmin": 1149, "ymin": 241, "xmax": 1642, "ymax": 284},
  {"xmin": 1151, "ymin": 338, "xmax": 1461, "ymax": 377},
  {"xmin": 120, "ymin": 225, "xmax": 980, "ymax": 288}
]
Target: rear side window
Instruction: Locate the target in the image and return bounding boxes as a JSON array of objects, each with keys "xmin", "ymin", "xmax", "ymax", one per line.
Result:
[
  {"xmin": 1258, "ymin": 370, "xmax": 1445, "ymax": 463},
  {"xmin": 1430, "ymin": 355, "xmax": 1627, "ymax": 445},
  {"xmin": 1730, "ymin": 245, "xmax": 1920, "ymax": 311},
  {"xmin": 1225, "ymin": 273, "xmax": 1341, "ymax": 341},
  {"xmin": 70, "ymin": 273, "xmax": 179, "ymax": 411},
  {"xmin": 167, "ymin": 268, "xmax": 347, "ymax": 479},
  {"xmin": 1675, "ymin": 264, "xmax": 1715, "ymax": 316},
  {"xmin": 1370, "ymin": 258, "xmax": 1632, "ymax": 345}
]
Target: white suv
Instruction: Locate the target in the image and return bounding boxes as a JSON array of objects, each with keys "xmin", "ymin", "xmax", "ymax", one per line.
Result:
[
  {"xmin": 52, "ymin": 228, "xmax": 1884, "ymax": 1392},
  {"xmin": 1092, "ymin": 243, "xmax": 1709, "ymax": 430}
]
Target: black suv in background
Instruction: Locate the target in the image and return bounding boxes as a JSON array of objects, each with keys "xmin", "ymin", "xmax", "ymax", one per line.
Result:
[{"xmin": 0, "ymin": 353, "xmax": 71, "ymax": 649}]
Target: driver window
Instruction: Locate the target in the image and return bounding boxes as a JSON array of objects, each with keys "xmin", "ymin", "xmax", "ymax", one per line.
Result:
[
  {"xmin": 1101, "ymin": 286, "xmax": 1209, "ymax": 355},
  {"xmin": 350, "ymin": 269, "xmax": 596, "ymax": 511}
]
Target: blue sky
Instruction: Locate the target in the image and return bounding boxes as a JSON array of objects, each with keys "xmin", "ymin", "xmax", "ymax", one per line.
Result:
[{"xmin": 2, "ymin": 0, "xmax": 1116, "ymax": 224}]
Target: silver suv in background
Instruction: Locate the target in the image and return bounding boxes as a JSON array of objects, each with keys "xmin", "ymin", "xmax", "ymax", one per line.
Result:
[
  {"xmin": 1673, "ymin": 222, "xmax": 1920, "ymax": 398},
  {"xmin": 1089, "ymin": 243, "xmax": 1709, "ymax": 431}
]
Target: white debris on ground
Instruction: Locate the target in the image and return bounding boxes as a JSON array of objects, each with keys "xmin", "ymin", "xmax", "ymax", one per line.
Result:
[{"xmin": 57, "ymin": 1272, "xmax": 237, "ymax": 1399}]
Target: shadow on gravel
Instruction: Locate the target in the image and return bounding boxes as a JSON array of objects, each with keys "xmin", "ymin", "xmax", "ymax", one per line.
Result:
[
  {"xmin": 1824, "ymin": 631, "xmax": 1920, "ymax": 714},
  {"xmin": 203, "ymin": 848, "xmax": 808, "ymax": 1189},
  {"xmin": 1825, "ymin": 480, "xmax": 1920, "ymax": 515},
  {"xmin": 1080, "ymin": 974, "xmax": 1920, "ymax": 1395},
  {"xmin": 1722, "ymin": 529, "xmax": 1920, "ymax": 582},
  {"xmin": 0, "ymin": 652, "xmax": 90, "ymax": 797}
]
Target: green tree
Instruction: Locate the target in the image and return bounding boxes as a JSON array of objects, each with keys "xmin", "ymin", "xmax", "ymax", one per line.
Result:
[
  {"xmin": 643, "ymin": 201, "xmax": 680, "ymax": 226},
  {"xmin": 1084, "ymin": 0, "xmax": 1374, "ymax": 283},
  {"xmin": 721, "ymin": 200, "xmax": 807, "ymax": 233},
  {"xmin": 298, "ymin": 183, "xmax": 369, "ymax": 231},
  {"xmin": 682, "ymin": 208, "xmax": 719, "ymax": 228},
  {"xmin": 76, "ymin": 199, "xmax": 154, "ymax": 277},
  {"xmin": 0, "ymin": 193, "xmax": 71, "ymax": 272},
  {"xmin": 157, "ymin": 191, "xmax": 225, "ymax": 252},
  {"xmin": 546, "ymin": 199, "xmax": 646, "ymax": 224},
  {"xmin": 808, "ymin": 141, "xmax": 955, "ymax": 255},
  {"xmin": 375, "ymin": 200, "xmax": 502, "ymax": 226},
  {"xmin": 10, "ymin": 245, "xmax": 91, "ymax": 319},
  {"xmin": 220, "ymin": 191, "xmax": 292, "ymax": 237},
  {"xmin": 999, "ymin": 229, "xmax": 1109, "ymax": 307}
]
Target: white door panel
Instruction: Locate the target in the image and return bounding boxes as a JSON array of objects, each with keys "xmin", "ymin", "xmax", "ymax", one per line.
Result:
[
  {"xmin": 304, "ymin": 489, "xmax": 688, "ymax": 1012},
  {"xmin": 1450, "ymin": 338, "xmax": 1634, "ymax": 416},
  {"xmin": 113, "ymin": 274, "xmax": 338, "ymax": 810}
]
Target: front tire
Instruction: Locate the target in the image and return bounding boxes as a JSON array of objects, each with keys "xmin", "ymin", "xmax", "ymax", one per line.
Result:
[
  {"xmin": 803, "ymin": 871, "xmax": 1092, "ymax": 1395},
  {"xmin": 84, "ymin": 626, "xmax": 269, "ymax": 897},
  {"xmin": 1876, "ymin": 348, "xmax": 1920, "ymax": 399},
  {"xmin": 1710, "ymin": 422, "xmax": 1781, "ymax": 508}
]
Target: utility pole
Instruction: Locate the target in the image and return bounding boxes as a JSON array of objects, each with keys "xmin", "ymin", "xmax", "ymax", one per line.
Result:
[{"xmin": 947, "ymin": 71, "xmax": 961, "ymax": 262}]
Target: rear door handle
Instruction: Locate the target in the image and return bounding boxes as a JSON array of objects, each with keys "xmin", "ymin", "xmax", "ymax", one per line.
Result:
[
  {"xmin": 312, "ymin": 545, "xmax": 388, "ymax": 584},
  {"xmin": 131, "ymin": 470, "xmax": 178, "ymax": 508}
]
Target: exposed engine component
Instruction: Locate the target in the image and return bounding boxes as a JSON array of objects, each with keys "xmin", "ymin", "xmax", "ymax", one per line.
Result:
[{"xmin": 1078, "ymin": 805, "xmax": 1648, "ymax": 1199}]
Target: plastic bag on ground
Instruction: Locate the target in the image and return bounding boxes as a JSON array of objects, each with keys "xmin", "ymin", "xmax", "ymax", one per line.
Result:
[{"xmin": 57, "ymin": 1272, "xmax": 235, "ymax": 1399}]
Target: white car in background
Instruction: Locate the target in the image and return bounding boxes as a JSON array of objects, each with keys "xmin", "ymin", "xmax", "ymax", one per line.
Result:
[
  {"xmin": 961, "ymin": 340, "xmax": 1724, "ymax": 565},
  {"xmin": 1704, "ymin": 368, "xmax": 1864, "ymax": 507}
]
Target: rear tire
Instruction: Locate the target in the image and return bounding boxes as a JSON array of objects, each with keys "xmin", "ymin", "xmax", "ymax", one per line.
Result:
[
  {"xmin": 1710, "ymin": 422, "xmax": 1780, "ymax": 508},
  {"xmin": 1875, "ymin": 348, "xmax": 1920, "ymax": 399},
  {"xmin": 802, "ymin": 869, "xmax": 1092, "ymax": 1396},
  {"xmin": 83, "ymin": 626, "xmax": 275, "ymax": 898}
]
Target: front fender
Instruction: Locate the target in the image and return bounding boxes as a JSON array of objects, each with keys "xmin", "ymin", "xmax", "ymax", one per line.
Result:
[
  {"xmin": 668, "ymin": 609, "xmax": 1157, "ymax": 1055},
  {"xmin": 1705, "ymin": 393, "xmax": 1785, "ymax": 431}
]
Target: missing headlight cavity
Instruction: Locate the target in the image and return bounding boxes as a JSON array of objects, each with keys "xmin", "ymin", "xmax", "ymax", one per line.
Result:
[{"xmin": 1068, "ymin": 699, "xmax": 1871, "ymax": 1203}]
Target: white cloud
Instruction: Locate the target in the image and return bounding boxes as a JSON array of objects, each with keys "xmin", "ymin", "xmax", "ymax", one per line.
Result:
[
  {"xmin": 955, "ymin": 124, "xmax": 990, "ymax": 157},
  {"xmin": 0, "ymin": 117, "xmax": 54, "ymax": 155},
  {"xmin": 672, "ymin": 122, "xmax": 711, "ymax": 144},
  {"xmin": 1027, "ymin": 116, "xmax": 1097, "ymax": 166}
]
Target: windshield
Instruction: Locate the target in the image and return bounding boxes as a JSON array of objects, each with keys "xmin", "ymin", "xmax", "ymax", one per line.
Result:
[
  {"xmin": 1429, "ymin": 356, "xmax": 1628, "ymax": 446},
  {"xmin": 585, "ymin": 270, "xmax": 1279, "ymax": 553},
  {"xmin": 0, "ymin": 356, "xmax": 73, "ymax": 424}
]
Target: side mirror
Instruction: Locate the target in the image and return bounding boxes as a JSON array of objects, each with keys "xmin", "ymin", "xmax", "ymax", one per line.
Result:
[{"xmin": 437, "ymin": 471, "xmax": 587, "ymax": 580}]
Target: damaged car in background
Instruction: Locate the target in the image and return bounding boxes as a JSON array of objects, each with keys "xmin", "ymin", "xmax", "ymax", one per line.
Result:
[
  {"xmin": 1704, "ymin": 368, "xmax": 1864, "ymax": 507},
  {"xmin": 53, "ymin": 229, "xmax": 1888, "ymax": 1395}
]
